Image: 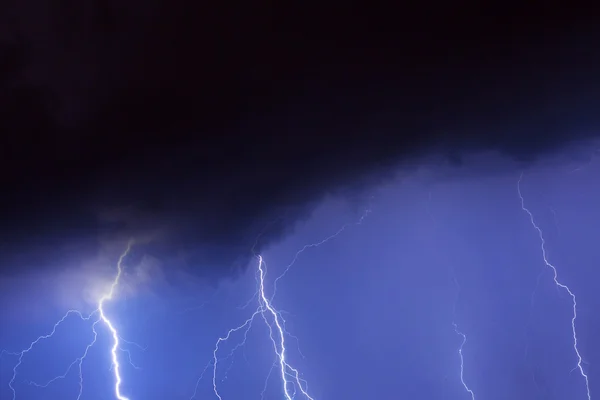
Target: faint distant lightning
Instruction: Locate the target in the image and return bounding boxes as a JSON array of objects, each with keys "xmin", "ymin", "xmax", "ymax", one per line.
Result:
[
  {"xmin": 430, "ymin": 190, "xmax": 476, "ymax": 400},
  {"xmin": 451, "ymin": 277, "xmax": 475, "ymax": 400},
  {"xmin": 271, "ymin": 206, "xmax": 371, "ymax": 299},
  {"xmin": 261, "ymin": 362, "xmax": 278, "ymax": 400},
  {"xmin": 452, "ymin": 322, "xmax": 475, "ymax": 400},
  {"xmin": 4, "ymin": 240, "xmax": 135, "ymax": 400},
  {"xmin": 518, "ymin": 173, "xmax": 591, "ymax": 400}
]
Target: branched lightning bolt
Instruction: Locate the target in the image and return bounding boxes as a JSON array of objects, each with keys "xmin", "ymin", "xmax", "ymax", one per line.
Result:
[
  {"xmin": 211, "ymin": 258, "xmax": 314, "ymax": 400},
  {"xmin": 116, "ymin": 337, "xmax": 146, "ymax": 371},
  {"xmin": 207, "ymin": 206, "xmax": 371, "ymax": 399},
  {"xmin": 211, "ymin": 309, "xmax": 263, "ymax": 400},
  {"xmin": 451, "ymin": 277, "xmax": 475, "ymax": 400},
  {"xmin": 257, "ymin": 255, "xmax": 313, "ymax": 400},
  {"xmin": 7, "ymin": 309, "xmax": 100, "ymax": 400},
  {"xmin": 5, "ymin": 240, "xmax": 135, "ymax": 400},
  {"xmin": 518, "ymin": 173, "xmax": 591, "ymax": 400}
]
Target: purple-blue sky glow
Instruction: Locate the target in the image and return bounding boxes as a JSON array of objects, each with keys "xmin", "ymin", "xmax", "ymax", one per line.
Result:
[{"xmin": 1, "ymin": 151, "xmax": 599, "ymax": 400}]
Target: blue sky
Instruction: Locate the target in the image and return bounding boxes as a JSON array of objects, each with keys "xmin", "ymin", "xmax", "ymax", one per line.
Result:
[{"xmin": 1, "ymin": 153, "xmax": 599, "ymax": 400}]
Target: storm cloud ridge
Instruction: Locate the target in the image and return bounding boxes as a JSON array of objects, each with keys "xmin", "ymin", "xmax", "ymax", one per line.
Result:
[{"xmin": 1, "ymin": 2, "xmax": 600, "ymax": 282}]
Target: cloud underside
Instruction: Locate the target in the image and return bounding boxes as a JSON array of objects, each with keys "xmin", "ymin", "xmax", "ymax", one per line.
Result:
[{"xmin": 1, "ymin": 5, "xmax": 600, "ymax": 280}]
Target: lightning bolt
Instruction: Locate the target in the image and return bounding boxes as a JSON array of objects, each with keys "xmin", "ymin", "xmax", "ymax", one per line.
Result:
[
  {"xmin": 451, "ymin": 277, "xmax": 475, "ymax": 400},
  {"xmin": 98, "ymin": 240, "xmax": 133, "ymax": 400},
  {"xmin": 257, "ymin": 254, "xmax": 313, "ymax": 400},
  {"xmin": 4, "ymin": 240, "xmax": 135, "ymax": 400},
  {"xmin": 210, "ymin": 256, "xmax": 313, "ymax": 400},
  {"xmin": 206, "ymin": 206, "xmax": 371, "ymax": 399},
  {"xmin": 452, "ymin": 323, "xmax": 475, "ymax": 400},
  {"xmin": 518, "ymin": 173, "xmax": 591, "ymax": 400},
  {"xmin": 429, "ymin": 190, "xmax": 476, "ymax": 400}
]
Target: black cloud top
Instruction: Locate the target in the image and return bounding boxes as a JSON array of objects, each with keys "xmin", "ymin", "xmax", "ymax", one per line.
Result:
[{"xmin": 0, "ymin": 2, "xmax": 599, "ymax": 278}]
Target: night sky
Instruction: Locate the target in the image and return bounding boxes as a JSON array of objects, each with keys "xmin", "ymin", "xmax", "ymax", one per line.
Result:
[{"xmin": 1, "ymin": 3, "xmax": 600, "ymax": 400}]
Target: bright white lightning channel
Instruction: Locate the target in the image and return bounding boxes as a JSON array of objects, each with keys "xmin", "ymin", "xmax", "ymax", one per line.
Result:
[
  {"xmin": 259, "ymin": 254, "xmax": 313, "ymax": 400},
  {"xmin": 206, "ymin": 207, "xmax": 371, "ymax": 400},
  {"xmin": 211, "ymin": 255, "xmax": 313, "ymax": 400},
  {"xmin": 4, "ymin": 240, "xmax": 136, "ymax": 400},
  {"xmin": 518, "ymin": 173, "xmax": 591, "ymax": 400},
  {"xmin": 98, "ymin": 240, "xmax": 134, "ymax": 400}
]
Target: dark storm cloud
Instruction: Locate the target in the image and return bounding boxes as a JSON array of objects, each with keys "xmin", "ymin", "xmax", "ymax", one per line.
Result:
[{"xmin": 1, "ymin": 2, "xmax": 599, "ymax": 279}]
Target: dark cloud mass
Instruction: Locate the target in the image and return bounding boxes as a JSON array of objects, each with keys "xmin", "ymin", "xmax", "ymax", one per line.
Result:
[{"xmin": 1, "ymin": 2, "xmax": 600, "ymax": 280}]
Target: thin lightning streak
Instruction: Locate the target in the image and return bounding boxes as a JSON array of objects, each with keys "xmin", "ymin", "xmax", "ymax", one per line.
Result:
[
  {"xmin": 451, "ymin": 276, "xmax": 475, "ymax": 400},
  {"xmin": 118, "ymin": 347, "xmax": 142, "ymax": 370},
  {"xmin": 1, "ymin": 350, "xmax": 20, "ymax": 357},
  {"xmin": 518, "ymin": 173, "xmax": 591, "ymax": 400},
  {"xmin": 221, "ymin": 316, "xmax": 256, "ymax": 379},
  {"xmin": 27, "ymin": 318, "xmax": 101, "ymax": 400},
  {"xmin": 7, "ymin": 310, "xmax": 98, "ymax": 400},
  {"xmin": 189, "ymin": 360, "xmax": 215, "ymax": 400},
  {"xmin": 261, "ymin": 361, "xmax": 277, "ymax": 400},
  {"xmin": 118, "ymin": 336, "xmax": 147, "ymax": 352},
  {"xmin": 278, "ymin": 312, "xmax": 306, "ymax": 359},
  {"xmin": 5, "ymin": 240, "xmax": 135, "ymax": 400},
  {"xmin": 271, "ymin": 206, "xmax": 371, "ymax": 299},
  {"xmin": 429, "ymin": 190, "xmax": 476, "ymax": 399},
  {"xmin": 452, "ymin": 322, "xmax": 475, "ymax": 400},
  {"xmin": 212, "ymin": 309, "xmax": 263, "ymax": 400},
  {"xmin": 114, "ymin": 337, "xmax": 146, "ymax": 371}
]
